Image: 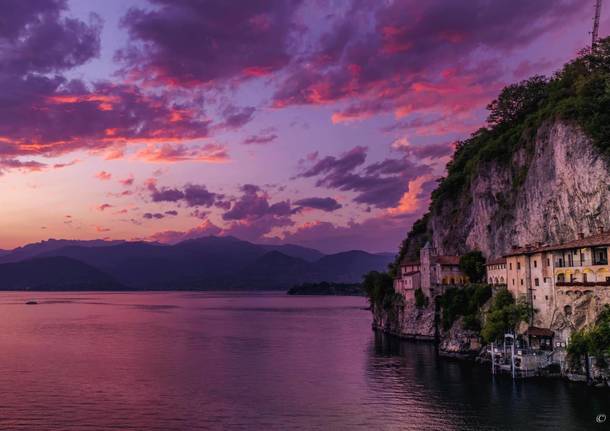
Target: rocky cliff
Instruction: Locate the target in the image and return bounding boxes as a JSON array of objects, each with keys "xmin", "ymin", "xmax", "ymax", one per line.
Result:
[{"xmin": 430, "ymin": 120, "xmax": 610, "ymax": 259}]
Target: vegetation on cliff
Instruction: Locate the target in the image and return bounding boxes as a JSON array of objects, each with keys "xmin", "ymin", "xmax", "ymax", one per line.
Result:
[
  {"xmin": 431, "ymin": 38, "xmax": 610, "ymax": 215},
  {"xmin": 481, "ymin": 288, "xmax": 531, "ymax": 343},
  {"xmin": 362, "ymin": 271, "xmax": 402, "ymax": 312},
  {"xmin": 437, "ymin": 284, "xmax": 492, "ymax": 331},
  {"xmin": 567, "ymin": 306, "xmax": 610, "ymax": 368},
  {"xmin": 390, "ymin": 213, "xmax": 430, "ymax": 277},
  {"xmin": 458, "ymin": 251, "xmax": 486, "ymax": 283}
]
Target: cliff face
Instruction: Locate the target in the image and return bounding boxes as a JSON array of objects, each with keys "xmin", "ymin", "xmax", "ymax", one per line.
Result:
[
  {"xmin": 371, "ymin": 301, "xmax": 435, "ymax": 340},
  {"xmin": 430, "ymin": 121, "xmax": 610, "ymax": 258}
]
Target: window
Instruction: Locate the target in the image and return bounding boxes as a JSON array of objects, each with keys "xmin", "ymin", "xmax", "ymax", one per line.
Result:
[
  {"xmin": 520, "ymin": 279, "xmax": 524, "ymax": 285},
  {"xmin": 545, "ymin": 295, "xmax": 549, "ymax": 300},
  {"xmin": 533, "ymin": 295, "xmax": 536, "ymax": 300},
  {"xmin": 583, "ymin": 273, "xmax": 588, "ymax": 282},
  {"xmin": 534, "ymin": 260, "xmax": 537, "ymax": 268},
  {"xmin": 509, "ymin": 263, "xmax": 512, "ymax": 270},
  {"xmin": 517, "ymin": 262, "xmax": 521, "ymax": 270},
  {"xmin": 547, "ymin": 258, "xmax": 550, "ymax": 266},
  {"xmin": 512, "ymin": 279, "xmax": 515, "ymax": 285},
  {"xmin": 535, "ymin": 278, "xmax": 539, "ymax": 286}
]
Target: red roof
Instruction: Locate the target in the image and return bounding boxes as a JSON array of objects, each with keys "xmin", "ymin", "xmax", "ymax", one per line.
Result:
[
  {"xmin": 433, "ymin": 255, "xmax": 460, "ymax": 265},
  {"xmin": 400, "ymin": 259, "xmax": 420, "ymax": 267},
  {"xmin": 505, "ymin": 231, "xmax": 610, "ymax": 257},
  {"xmin": 486, "ymin": 257, "xmax": 506, "ymax": 266}
]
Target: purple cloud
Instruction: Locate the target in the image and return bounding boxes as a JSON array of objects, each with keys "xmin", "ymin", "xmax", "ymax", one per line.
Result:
[
  {"xmin": 293, "ymin": 197, "xmax": 342, "ymax": 212},
  {"xmin": 272, "ymin": 0, "xmax": 585, "ymax": 123},
  {"xmin": 297, "ymin": 146, "xmax": 431, "ymax": 209},
  {"xmin": 118, "ymin": 0, "xmax": 303, "ymax": 86},
  {"xmin": 143, "ymin": 212, "xmax": 165, "ymax": 219},
  {"xmin": 243, "ymin": 133, "xmax": 278, "ymax": 145},
  {"xmin": 149, "ymin": 183, "xmax": 219, "ymax": 207},
  {"xmin": 221, "ymin": 105, "xmax": 256, "ymax": 129}
]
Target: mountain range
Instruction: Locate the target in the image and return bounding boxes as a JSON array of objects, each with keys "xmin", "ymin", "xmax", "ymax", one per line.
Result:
[{"xmin": 0, "ymin": 236, "xmax": 393, "ymax": 291}]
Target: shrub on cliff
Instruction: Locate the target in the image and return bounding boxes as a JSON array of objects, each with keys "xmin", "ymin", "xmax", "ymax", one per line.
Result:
[
  {"xmin": 414, "ymin": 288, "xmax": 428, "ymax": 309},
  {"xmin": 390, "ymin": 213, "xmax": 430, "ymax": 278},
  {"xmin": 362, "ymin": 271, "xmax": 398, "ymax": 310},
  {"xmin": 481, "ymin": 288, "xmax": 531, "ymax": 343},
  {"xmin": 459, "ymin": 251, "xmax": 486, "ymax": 283},
  {"xmin": 567, "ymin": 306, "xmax": 610, "ymax": 368},
  {"xmin": 437, "ymin": 284, "xmax": 492, "ymax": 331}
]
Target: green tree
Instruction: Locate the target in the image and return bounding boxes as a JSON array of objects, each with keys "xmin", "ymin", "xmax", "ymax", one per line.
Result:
[
  {"xmin": 459, "ymin": 251, "xmax": 486, "ymax": 283},
  {"xmin": 486, "ymin": 75, "xmax": 548, "ymax": 126},
  {"xmin": 481, "ymin": 288, "xmax": 531, "ymax": 343},
  {"xmin": 414, "ymin": 288, "xmax": 428, "ymax": 309},
  {"xmin": 362, "ymin": 271, "xmax": 395, "ymax": 310},
  {"xmin": 437, "ymin": 284, "xmax": 492, "ymax": 331},
  {"xmin": 568, "ymin": 306, "xmax": 610, "ymax": 367}
]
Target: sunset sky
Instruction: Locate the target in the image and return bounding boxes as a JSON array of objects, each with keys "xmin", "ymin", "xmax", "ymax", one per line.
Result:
[{"xmin": 0, "ymin": 0, "xmax": 608, "ymax": 253}]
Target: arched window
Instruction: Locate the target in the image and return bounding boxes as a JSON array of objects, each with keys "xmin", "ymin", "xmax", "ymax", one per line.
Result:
[{"xmin": 557, "ymin": 273, "xmax": 565, "ymax": 283}]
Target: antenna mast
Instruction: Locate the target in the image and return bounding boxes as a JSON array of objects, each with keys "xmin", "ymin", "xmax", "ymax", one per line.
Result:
[{"xmin": 592, "ymin": 0, "xmax": 603, "ymax": 47}]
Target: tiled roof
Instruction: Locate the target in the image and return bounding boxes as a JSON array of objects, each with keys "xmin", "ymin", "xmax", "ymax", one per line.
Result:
[
  {"xmin": 403, "ymin": 271, "xmax": 420, "ymax": 276},
  {"xmin": 486, "ymin": 257, "xmax": 507, "ymax": 266},
  {"xmin": 433, "ymin": 255, "xmax": 460, "ymax": 265},
  {"xmin": 400, "ymin": 259, "xmax": 420, "ymax": 266},
  {"xmin": 505, "ymin": 231, "xmax": 610, "ymax": 257},
  {"xmin": 525, "ymin": 326, "xmax": 554, "ymax": 337}
]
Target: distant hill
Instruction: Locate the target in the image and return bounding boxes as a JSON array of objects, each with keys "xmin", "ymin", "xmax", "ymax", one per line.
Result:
[
  {"xmin": 0, "ymin": 239, "xmax": 124, "ymax": 264},
  {"xmin": 313, "ymin": 251, "xmax": 393, "ymax": 282},
  {"xmin": 0, "ymin": 257, "xmax": 124, "ymax": 291},
  {"xmin": 0, "ymin": 236, "xmax": 393, "ymax": 290},
  {"xmin": 260, "ymin": 244, "xmax": 325, "ymax": 262}
]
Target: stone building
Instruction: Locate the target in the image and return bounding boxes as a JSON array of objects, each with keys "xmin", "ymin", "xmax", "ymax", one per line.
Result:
[
  {"xmin": 488, "ymin": 231, "xmax": 610, "ymax": 341},
  {"xmin": 394, "ymin": 242, "xmax": 467, "ymax": 300},
  {"xmin": 485, "ymin": 258, "xmax": 507, "ymax": 285}
]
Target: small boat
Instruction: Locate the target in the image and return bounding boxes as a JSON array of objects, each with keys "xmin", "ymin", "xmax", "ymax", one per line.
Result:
[{"xmin": 25, "ymin": 300, "xmax": 38, "ymax": 305}]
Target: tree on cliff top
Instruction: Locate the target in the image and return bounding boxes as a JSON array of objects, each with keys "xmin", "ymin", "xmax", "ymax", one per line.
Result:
[
  {"xmin": 362, "ymin": 271, "xmax": 396, "ymax": 310},
  {"xmin": 486, "ymin": 75, "xmax": 548, "ymax": 126},
  {"xmin": 459, "ymin": 251, "xmax": 486, "ymax": 283}
]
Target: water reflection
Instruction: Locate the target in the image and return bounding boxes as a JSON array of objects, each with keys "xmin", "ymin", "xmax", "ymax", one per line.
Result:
[
  {"xmin": 368, "ymin": 332, "xmax": 610, "ymax": 430},
  {"xmin": 0, "ymin": 292, "xmax": 606, "ymax": 430}
]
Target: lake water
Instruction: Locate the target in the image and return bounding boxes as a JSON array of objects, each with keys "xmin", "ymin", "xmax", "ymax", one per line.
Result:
[{"xmin": 0, "ymin": 292, "xmax": 607, "ymax": 430}]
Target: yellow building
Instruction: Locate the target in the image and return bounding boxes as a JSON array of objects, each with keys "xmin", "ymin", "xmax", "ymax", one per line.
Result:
[
  {"xmin": 485, "ymin": 258, "xmax": 507, "ymax": 285},
  {"xmin": 393, "ymin": 242, "xmax": 467, "ymax": 300},
  {"xmin": 501, "ymin": 231, "xmax": 610, "ymax": 335}
]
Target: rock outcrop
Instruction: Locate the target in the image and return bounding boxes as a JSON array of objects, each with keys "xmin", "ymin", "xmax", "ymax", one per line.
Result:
[
  {"xmin": 371, "ymin": 300, "xmax": 435, "ymax": 340},
  {"xmin": 430, "ymin": 121, "xmax": 610, "ymax": 259}
]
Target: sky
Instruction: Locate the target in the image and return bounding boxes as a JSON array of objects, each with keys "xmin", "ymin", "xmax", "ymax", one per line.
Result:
[{"xmin": 0, "ymin": 0, "xmax": 608, "ymax": 253}]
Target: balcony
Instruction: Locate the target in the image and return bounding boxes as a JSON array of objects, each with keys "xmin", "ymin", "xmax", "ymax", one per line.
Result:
[
  {"xmin": 555, "ymin": 280, "xmax": 610, "ymax": 287},
  {"xmin": 553, "ymin": 258, "xmax": 610, "ymax": 268}
]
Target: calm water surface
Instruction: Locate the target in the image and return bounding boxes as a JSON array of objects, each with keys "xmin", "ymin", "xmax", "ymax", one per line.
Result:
[{"xmin": 0, "ymin": 292, "xmax": 607, "ymax": 430}]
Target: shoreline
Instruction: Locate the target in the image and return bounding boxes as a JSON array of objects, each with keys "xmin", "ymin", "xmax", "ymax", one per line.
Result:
[{"xmin": 372, "ymin": 325, "xmax": 610, "ymax": 389}]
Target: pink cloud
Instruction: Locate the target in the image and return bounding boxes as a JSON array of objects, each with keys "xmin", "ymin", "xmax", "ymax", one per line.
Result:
[{"xmin": 95, "ymin": 171, "xmax": 112, "ymax": 181}]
